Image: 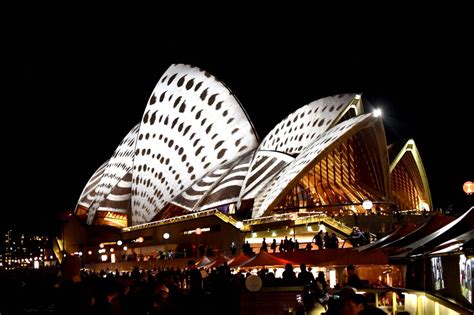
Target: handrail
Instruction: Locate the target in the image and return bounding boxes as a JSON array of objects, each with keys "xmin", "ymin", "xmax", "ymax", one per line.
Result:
[
  {"xmin": 242, "ymin": 212, "xmax": 354, "ymax": 236},
  {"xmin": 122, "ymin": 209, "xmax": 244, "ymax": 232}
]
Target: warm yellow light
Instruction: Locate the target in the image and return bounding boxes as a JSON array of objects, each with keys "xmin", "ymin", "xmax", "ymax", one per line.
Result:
[
  {"xmin": 373, "ymin": 109, "xmax": 382, "ymax": 117},
  {"xmin": 163, "ymin": 233, "xmax": 170, "ymax": 239},
  {"xmin": 117, "ymin": 240, "xmax": 123, "ymax": 246},
  {"xmin": 236, "ymin": 221, "xmax": 243, "ymax": 229},
  {"xmin": 463, "ymin": 181, "xmax": 473, "ymax": 195}
]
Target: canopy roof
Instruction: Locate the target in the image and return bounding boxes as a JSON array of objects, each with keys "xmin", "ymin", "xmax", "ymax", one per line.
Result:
[
  {"xmin": 390, "ymin": 207, "xmax": 474, "ymax": 259},
  {"xmin": 204, "ymin": 254, "xmax": 231, "ymax": 268},
  {"xmin": 228, "ymin": 253, "xmax": 254, "ymax": 268},
  {"xmin": 429, "ymin": 230, "xmax": 474, "ymax": 255},
  {"xmin": 379, "ymin": 215, "xmax": 454, "ymax": 251},
  {"xmin": 195, "ymin": 256, "xmax": 213, "ymax": 267},
  {"xmin": 358, "ymin": 224, "xmax": 418, "ymax": 252},
  {"xmin": 240, "ymin": 250, "xmax": 294, "ymax": 268}
]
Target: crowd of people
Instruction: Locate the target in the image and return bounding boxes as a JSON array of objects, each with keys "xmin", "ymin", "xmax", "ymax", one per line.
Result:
[
  {"xmin": 0, "ymin": 255, "xmax": 395, "ymax": 314},
  {"xmin": 312, "ymin": 231, "xmax": 340, "ymax": 249},
  {"xmin": 244, "ymin": 231, "xmax": 344, "ymax": 255}
]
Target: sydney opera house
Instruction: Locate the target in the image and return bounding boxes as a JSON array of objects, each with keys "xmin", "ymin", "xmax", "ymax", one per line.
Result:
[{"xmin": 65, "ymin": 64, "xmax": 432, "ymax": 257}]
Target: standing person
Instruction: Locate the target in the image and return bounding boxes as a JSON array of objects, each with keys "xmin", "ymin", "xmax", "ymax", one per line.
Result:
[
  {"xmin": 288, "ymin": 238, "xmax": 294, "ymax": 252},
  {"xmin": 243, "ymin": 240, "xmax": 251, "ymax": 254},
  {"xmin": 282, "ymin": 263, "xmax": 297, "ymax": 284},
  {"xmin": 329, "ymin": 233, "xmax": 339, "ymax": 249},
  {"xmin": 346, "ymin": 265, "xmax": 363, "ymax": 289},
  {"xmin": 298, "ymin": 264, "xmax": 314, "ymax": 285},
  {"xmin": 316, "ymin": 271, "xmax": 328, "ymax": 291},
  {"xmin": 270, "ymin": 239, "xmax": 277, "ymax": 253},
  {"xmin": 260, "ymin": 237, "xmax": 268, "ymax": 252},
  {"xmin": 313, "ymin": 231, "xmax": 324, "ymax": 250},
  {"xmin": 187, "ymin": 260, "xmax": 203, "ymax": 296},
  {"xmin": 230, "ymin": 241, "xmax": 237, "ymax": 255},
  {"xmin": 279, "ymin": 239, "xmax": 285, "ymax": 252},
  {"xmin": 323, "ymin": 232, "xmax": 331, "ymax": 249},
  {"xmin": 294, "ymin": 239, "xmax": 300, "ymax": 251}
]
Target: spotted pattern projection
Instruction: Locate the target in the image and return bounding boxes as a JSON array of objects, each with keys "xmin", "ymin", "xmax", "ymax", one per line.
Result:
[
  {"xmin": 77, "ymin": 160, "xmax": 109, "ymax": 210},
  {"xmin": 132, "ymin": 64, "xmax": 259, "ymax": 224},
  {"xmin": 258, "ymin": 94, "xmax": 356, "ymax": 155},
  {"xmin": 253, "ymin": 114, "xmax": 374, "ymax": 218},
  {"xmin": 239, "ymin": 151, "xmax": 294, "ymax": 203},
  {"xmin": 197, "ymin": 152, "xmax": 253, "ymax": 211},
  {"xmin": 96, "ymin": 172, "xmax": 132, "ymax": 214},
  {"xmin": 86, "ymin": 124, "xmax": 139, "ymax": 224}
]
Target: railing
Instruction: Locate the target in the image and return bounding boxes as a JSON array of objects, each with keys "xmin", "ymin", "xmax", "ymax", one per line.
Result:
[
  {"xmin": 392, "ymin": 288, "xmax": 473, "ymax": 315},
  {"xmin": 242, "ymin": 212, "xmax": 355, "ymax": 235},
  {"xmin": 123, "ymin": 209, "xmax": 373, "ymax": 237},
  {"xmin": 242, "ymin": 211, "xmax": 325, "ymax": 226},
  {"xmin": 330, "ymin": 287, "xmax": 473, "ymax": 315},
  {"xmin": 122, "ymin": 209, "xmax": 244, "ymax": 232}
]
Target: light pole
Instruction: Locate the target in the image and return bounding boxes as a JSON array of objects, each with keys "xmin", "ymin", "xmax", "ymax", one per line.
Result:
[
  {"xmin": 362, "ymin": 200, "xmax": 373, "ymax": 240},
  {"xmin": 195, "ymin": 228, "xmax": 202, "ymax": 258}
]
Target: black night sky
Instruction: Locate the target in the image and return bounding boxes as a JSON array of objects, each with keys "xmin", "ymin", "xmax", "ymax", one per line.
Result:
[{"xmin": 10, "ymin": 23, "xmax": 473, "ymax": 235}]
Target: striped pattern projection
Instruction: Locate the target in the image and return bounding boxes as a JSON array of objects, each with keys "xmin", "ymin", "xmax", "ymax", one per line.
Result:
[
  {"xmin": 239, "ymin": 151, "xmax": 294, "ymax": 203},
  {"xmin": 258, "ymin": 94, "xmax": 356, "ymax": 155},
  {"xmin": 86, "ymin": 125, "xmax": 139, "ymax": 224},
  {"xmin": 96, "ymin": 172, "xmax": 132, "ymax": 214},
  {"xmin": 131, "ymin": 64, "xmax": 259, "ymax": 224},
  {"xmin": 77, "ymin": 160, "xmax": 109, "ymax": 209},
  {"xmin": 253, "ymin": 114, "xmax": 374, "ymax": 218},
  {"xmin": 198, "ymin": 152, "xmax": 253, "ymax": 211},
  {"xmin": 171, "ymin": 160, "xmax": 236, "ymax": 211}
]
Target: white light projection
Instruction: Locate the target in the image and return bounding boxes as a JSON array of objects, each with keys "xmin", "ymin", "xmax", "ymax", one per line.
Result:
[
  {"xmin": 172, "ymin": 152, "xmax": 252, "ymax": 211},
  {"xmin": 86, "ymin": 124, "xmax": 139, "ymax": 224},
  {"xmin": 77, "ymin": 160, "xmax": 109, "ymax": 210},
  {"xmin": 258, "ymin": 94, "xmax": 357, "ymax": 154},
  {"xmin": 132, "ymin": 64, "xmax": 259, "ymax": 224},
  {"xmin": 238, "ymin": 151, "xmax": 294, "ymax": 205},
  {"xmin": 96, "ymin": 172, "xmax": 132, "ymax": 214},
  {"xmin": 197, "ymin": 151, "xmax": 253, "ymax": 211},
  {"xmin": 171, "ymin": 159, "xmax": 237, "ymax": 211},
  {"xmin": 252, "ymin": 114, "xmax": 375, "ymax": 218},
  {"xmin": 240, "ymin": 94, "xmax": 356, "ymax": 206}
]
